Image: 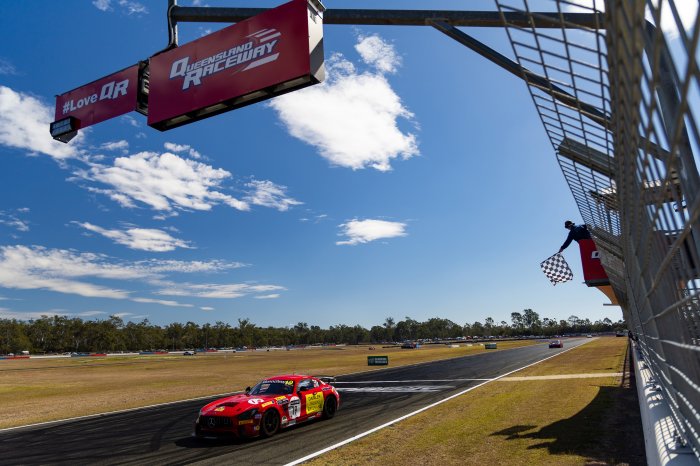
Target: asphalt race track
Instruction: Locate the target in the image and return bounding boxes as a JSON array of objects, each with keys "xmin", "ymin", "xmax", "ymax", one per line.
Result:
[{"xmin": 0, "ymin": 339, "xmax": 588, "ymax": 465}]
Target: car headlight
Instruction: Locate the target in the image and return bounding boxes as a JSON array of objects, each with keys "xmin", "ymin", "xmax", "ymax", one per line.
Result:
[{"xmin": 238, "ymin": 408, "xmax": 258, "ymax": 420}]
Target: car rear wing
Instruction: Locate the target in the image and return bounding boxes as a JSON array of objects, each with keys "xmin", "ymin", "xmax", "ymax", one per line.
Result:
[{"xmin": 317, "ymin": 376, "xmax": 336, "ymax": 385}]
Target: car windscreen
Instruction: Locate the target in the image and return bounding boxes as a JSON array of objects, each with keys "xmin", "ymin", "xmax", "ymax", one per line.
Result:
[{"xmin": 250, "ymin": 379, "xmax": 294, "ymax": 395}]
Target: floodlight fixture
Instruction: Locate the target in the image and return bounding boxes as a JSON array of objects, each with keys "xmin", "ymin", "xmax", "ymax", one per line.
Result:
[{"xmin": 50, "ymin": 116, "xmax": 79, "ymax": 143}]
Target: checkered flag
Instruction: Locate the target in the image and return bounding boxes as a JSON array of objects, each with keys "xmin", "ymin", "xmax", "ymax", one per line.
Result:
[{"xmin": 540, "ymin": 253, "xmax": 573, "ymax": 285}]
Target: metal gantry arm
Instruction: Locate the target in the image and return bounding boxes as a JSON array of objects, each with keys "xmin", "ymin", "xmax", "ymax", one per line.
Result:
[{"xmin": 165, "ymin": 2, "xmax": 608, "ymax": 129}]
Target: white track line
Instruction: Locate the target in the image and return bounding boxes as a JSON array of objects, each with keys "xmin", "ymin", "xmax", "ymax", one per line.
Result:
[
  {"xmin": 334, "ymin": 379, "xmax": 492, "ymax": 383},
  {"xmin": 284, "ymin": 340, "xmax": 590, "ymax": 466}
]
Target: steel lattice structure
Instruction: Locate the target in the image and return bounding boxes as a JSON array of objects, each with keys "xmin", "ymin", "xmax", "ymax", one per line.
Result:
[{"xmin": 494, "ymin": 0, "xmax": 700, "ymax": 459}]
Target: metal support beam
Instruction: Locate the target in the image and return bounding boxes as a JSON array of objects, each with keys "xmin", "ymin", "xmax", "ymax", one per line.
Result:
[
  {"xmin": 167, "ymin": 0, "xmax": 178, "ymax": 50},
  {"xmin": 558, "ymin": 138, "xmax": 615, "ymax": 179},
  {"xmin": 429, "ymin": 20, "xmax": 611, "ymax": 128},
  {"xmin": 169, "ymin": 7, "xmax": 604, "ymax": 29}
]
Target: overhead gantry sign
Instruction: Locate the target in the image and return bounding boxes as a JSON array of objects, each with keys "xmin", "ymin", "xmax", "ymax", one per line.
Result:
[
  {"xmin": 50, "ymin": 0, "xmax": 602, "ymax": 143},
  {"xmin": 50, "ymin": 0, "xmax": 325, "ymax": 142}
]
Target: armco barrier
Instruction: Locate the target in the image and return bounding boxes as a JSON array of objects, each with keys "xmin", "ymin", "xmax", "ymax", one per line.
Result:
[{"xmin": 632, "ymin": 342, "xmax": 697, "ymax": 465}]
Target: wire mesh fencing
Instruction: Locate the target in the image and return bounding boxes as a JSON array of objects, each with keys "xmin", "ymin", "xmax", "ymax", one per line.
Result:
[{"xmin": 494, "ymin": 0, "xmax": 700, "ymax": 458}]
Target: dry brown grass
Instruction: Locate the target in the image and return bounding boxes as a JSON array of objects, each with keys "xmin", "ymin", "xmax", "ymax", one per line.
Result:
[
  {"xmin": 0, "ymin": 341, "xmax": 534, "ymax": 429},
  {"xmin": 306, "ymin": 337, "xmax": 645, "ymax": 466}
]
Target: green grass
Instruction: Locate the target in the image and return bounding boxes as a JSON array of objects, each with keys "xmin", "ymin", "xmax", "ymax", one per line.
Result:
[{"xmin": 306, "ymin": 337, "xmax": 645, "ymax": 466}]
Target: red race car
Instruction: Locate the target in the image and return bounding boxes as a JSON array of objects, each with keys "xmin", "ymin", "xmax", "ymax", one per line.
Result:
[{"xmin": 194, "ymin": 374, "xmax": 339, "ymax": 440}]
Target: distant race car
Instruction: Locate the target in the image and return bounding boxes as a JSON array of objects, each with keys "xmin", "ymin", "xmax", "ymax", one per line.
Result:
[
  {"xmin": 194, "ymin": 374, "xmax": 340, "ymax": 440},
  {"xmin": 548, "ymin": 339, "xmax": 564, "ymax": 348}
]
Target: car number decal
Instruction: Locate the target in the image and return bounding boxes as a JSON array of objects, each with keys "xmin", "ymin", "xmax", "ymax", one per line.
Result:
[
  {"xmin": 305, "ymin": 392, "xmax": 324, "ymax": 414},
  {"xmin": 288, "ymin": 396, "xmax": 301, "ymax": 419}
]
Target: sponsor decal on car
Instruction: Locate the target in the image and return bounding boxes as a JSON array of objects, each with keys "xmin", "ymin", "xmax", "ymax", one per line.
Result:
[
  {"xmin": 305, "ymin": 392, "xmax": 324, "ymax": 414},
  {"xmin": 263, "ymin": 379, "xmax": 295, "ymax": 385},
  {"xmin": 238, "ymin": 419, "xmax": 253, "ymax": 425},
  {"xmin": 276, "ymin": 395, "xmax": 289, "ymax": 405},
  {"xmin": 247, "ymin": 398, "xmax": 265, "ymax": 405},
  {"xmin": 254, "ymin": 413, "xmax": 262, "ymax": 419},
  {"xmin": 288, "ymin": 396, "xmax": 301, "ymax": 419},
  {"xmin": 261, "ymin": 401, "xmax": 274, "ymax": 407},
  {"xmin": 215, "ymin": 406, "xmax": 226, "ymax": 412},
  {"xmin": 281, "ymin": 416, "xmax": 288, "ymax": 425}
]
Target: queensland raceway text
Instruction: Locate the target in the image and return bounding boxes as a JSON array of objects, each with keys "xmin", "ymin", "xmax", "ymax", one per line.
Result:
[{"xmin": 169, "ymin": 40, "xmax": 279, "ymax": 90}]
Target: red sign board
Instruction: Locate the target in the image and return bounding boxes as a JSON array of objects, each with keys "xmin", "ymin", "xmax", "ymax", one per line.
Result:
[
  {"xmin": 579, "ymin": 239, "xmax": 610, "ymax": 286},
  {"xmin": 147, "ymin": 0, "xmax": 325, "ymax": 131},
  {"xmin": 54, "ymin": 65, "xmax": 140, "ymax": 130}
]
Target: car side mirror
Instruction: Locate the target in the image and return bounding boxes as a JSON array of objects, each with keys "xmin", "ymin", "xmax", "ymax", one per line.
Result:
[{"xmin": 245, "ymin": 386, "xmax": 251, "ymax": 395}]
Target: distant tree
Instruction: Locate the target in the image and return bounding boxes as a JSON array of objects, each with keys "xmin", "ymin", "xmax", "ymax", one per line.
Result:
[
  {"xmin": 522, "ymin": 309, "xmax": 541, "ymax": 332},
  {"xmin": 567, "ymin": 315, "xmax": 580, "ymax": 330},
  {"xmin": 511, "ymin": 312, "xmax": 524, "ymax": 332},
  {"xmin": 484, "ymin": 317, "xmax": 495, "ymax": 336}
]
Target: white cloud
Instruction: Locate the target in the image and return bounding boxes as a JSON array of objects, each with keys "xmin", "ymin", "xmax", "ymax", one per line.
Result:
[
  {"xmin": 650, "ymin": 0, "xmax": 698, "ymax": 38},
  {"xmin": 118, "ymin": 0, "xmax": 148, "ymax": 15},
  {"xmin": 77, "ymin": 311, "xmax": 105, "ymax": 317},
  {"xmin": 0, "ymin": 308, "xmax": 73, "ymax": 321},
  {"xmin": 565, "ymin": 0, "xmax": 696, "ymax": 37},
  {"xmin": 139, "ymin": 259, "xmax": 246, "ymax": 273},
  {"xmin": 94, "ymin": 0, "xmax": 147, "ymax": 15},
  {"xmin": 0, "ymin": 245, "xmax": 136, "ymax": 299},
  {"xmin": 164, "ymin": 142, "xmax": 202, "ymax": 159},
  {"xmin": 132, "ymin": 297, "xmax": 192, "ymax": 307},
  {"xmin": 337, "ymin": 219, "xmax": 408, "ymax": 245},
  {"xmin": 92, "ymin": 0, "xmax": 111, "ymax": 11},
  {"xmin": 245, "ymin": 180, "xmax": 302, "ymax": 211},
  {"xmin": 0, "ymin": 58, "xmax": 17, "ymax": 75},
  {"xmin": 121, "ymin": 115, "xmax": 140, "ymax": 127},
  {"xmin": 255, "ymin": 294, "xmax": 280, "ymax": 300},
  {"xmin": 100, "ymin": 140, "xmax": 129, "ymax": 151},
  {"xmin": 75, "ymin": 221, "xmax": 193, "ymax": 252},
  {"xmin": 0, "ymin": 210, "xmax": 29, "ymax": 232},
  {"xmin": 164, "ymin": 142, "xmax": 189, "ymax": 152},
  {"xmin": 269, "ymin": 36, "xmax": 419, "ymax": 172},
  {"xmin": 0, "ymin": 86, "xmax": 84, "ymax": 160},
  {"xmin": 355, "ymin": 34, "xmax": 401, "ymax": 74},
  {"xmin": 156, "ymin": 283, "xmax": 285, "ymax": 299},
  {"xmin": 201, "ymin": 306, "xmax": 214, "ymax": 311},
  {"xmin": 78, "ymin": 151, "xmax": 250, "ymax": 212},
  {"xmin": 0, "ymin": 245, "xmax": 239, "ymax": 306}
]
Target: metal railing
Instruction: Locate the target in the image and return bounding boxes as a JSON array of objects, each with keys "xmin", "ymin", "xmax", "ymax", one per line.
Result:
[{"xmin": 494, "ymin": 0, "xmax": 700, "ymax": 458}]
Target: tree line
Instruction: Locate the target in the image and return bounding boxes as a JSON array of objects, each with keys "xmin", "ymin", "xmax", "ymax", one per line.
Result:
[{"xmin": 0, "ymin": 309, "xmax": 625, "ymax": 354}]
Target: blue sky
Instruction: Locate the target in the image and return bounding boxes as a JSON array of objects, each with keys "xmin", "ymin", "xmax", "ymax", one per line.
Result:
[{"xmin": 0, "ymin": 0, "xmax": 628, "ymax": 329}]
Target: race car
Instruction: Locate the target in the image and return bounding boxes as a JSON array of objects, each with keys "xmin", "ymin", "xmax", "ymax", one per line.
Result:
[
  {"xmin": 548, "ymin": 339, "xmax": 564, "ymax": 348},
  {"xmin": 193, "ymin": 374, "xmax": 339, "ymax": 440}
]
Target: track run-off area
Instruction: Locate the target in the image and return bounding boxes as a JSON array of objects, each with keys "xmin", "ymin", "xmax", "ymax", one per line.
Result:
[{"xmin": 0, "ymin": 338, "xmax": 592, "ymax": 465}]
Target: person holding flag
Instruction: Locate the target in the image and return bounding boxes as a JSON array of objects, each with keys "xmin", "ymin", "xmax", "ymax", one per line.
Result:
[{"xmin": 558, "ymin": 220, "xmax": 592, "ymax": 253}]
